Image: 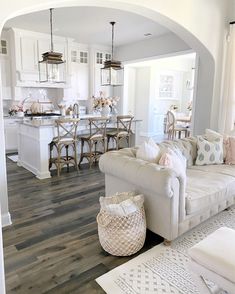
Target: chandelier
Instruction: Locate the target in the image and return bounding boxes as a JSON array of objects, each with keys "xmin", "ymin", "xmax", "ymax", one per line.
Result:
[
  {"xmin": 38, "ymin": 8, "xmax": 66, "ymax": 83},
  {"xmin": 101, "ymin": 22, "xmax": 123, "ymax": 86}
]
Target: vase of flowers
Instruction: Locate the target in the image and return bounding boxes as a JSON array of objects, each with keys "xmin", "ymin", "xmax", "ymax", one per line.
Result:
[
  {"xmin": 8, "ymin": 103, "xmax": 24, "ymax": 117},
  {"xmin": 100, "ymin": 104, "xmax": 110, "ymax": 116},
  {"xmin": 92, "ymin": 91, "xmax": 119, "ymax": 116}
]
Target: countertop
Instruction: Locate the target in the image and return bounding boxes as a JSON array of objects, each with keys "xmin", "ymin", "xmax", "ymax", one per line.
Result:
[{"xmin": 19, "ymin": 115, "xmax": 142, "ymax": 128}]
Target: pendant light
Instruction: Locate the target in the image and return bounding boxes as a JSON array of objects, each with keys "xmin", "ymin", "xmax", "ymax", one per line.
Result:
[
  {"xmin": 101, "ymin": 21, "xmax": 123, "ymax": 86},
  {"xmin": 38, "ymin": 8, "xmax": 66, "ymax": 83}
]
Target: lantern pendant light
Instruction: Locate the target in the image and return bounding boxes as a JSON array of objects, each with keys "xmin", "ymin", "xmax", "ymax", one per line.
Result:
[
  {"xmin": 38, "ymin": 8, "xmax": 66, "ymax": 83},
  {"xmin": 101, "ymin": 21, "xmax": 123, "ymax": 86}
]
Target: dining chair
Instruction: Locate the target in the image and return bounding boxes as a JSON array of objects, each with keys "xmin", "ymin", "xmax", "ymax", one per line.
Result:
[
  {"xmin": 49, "ymin": 118, "xmax": 80, "ymax": 176},
  {"xmin": 78, "ymin": 117, "xmax": 109, "ymax": 168},
  {"xmin": 106, "ymin": 115, "xmax": 134, "ymax": 151},
  {"xmin": 166, "ymin": 111, "xmax": 189, "ymax": 140}
]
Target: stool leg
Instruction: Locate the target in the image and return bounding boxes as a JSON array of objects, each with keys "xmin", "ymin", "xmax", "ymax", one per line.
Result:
[
  {"xmin": 65, "ymin": 145, "xmax": 69, "ymax": 172},
  {"xmin": 79, "ymin": 140, "xmax": 84, "ymax": 167},
  {"xmin": 57, "ymin": 145, "xmax": 62, "ymax": 177},
  {"xmin": 107, "ymin": 136, "xmax": 110, "ymax": 151},
  {"xmin": 49, "ymin": 142, "xmax": 54, "ymax": 169},
  {"xmin": 88, "ymin": 141, "xmax": 93, "ymax": 169},
  {"xmin": 73, "ymin": 142, "xmax": 79, "ymax": 171}
]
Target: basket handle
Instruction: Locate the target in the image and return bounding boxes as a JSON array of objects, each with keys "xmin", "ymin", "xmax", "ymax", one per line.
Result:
[{"xmin": 97, "ymin": 212, "xmax": 112, "ymax": 227}]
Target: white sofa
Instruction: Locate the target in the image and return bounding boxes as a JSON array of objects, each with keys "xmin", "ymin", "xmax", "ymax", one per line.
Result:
[{"xmin": 99, "ymin": 137, "xmax": 235, "ymax": 242}]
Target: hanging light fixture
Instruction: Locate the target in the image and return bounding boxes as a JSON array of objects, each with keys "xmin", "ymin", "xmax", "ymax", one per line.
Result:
[
  {"xmin": 101, "ymin": 21, "xmax": 123, "ymax": 86},
  {"xmin": 38, "ymin": 8, "xmax": 66, "ymax": 83}
]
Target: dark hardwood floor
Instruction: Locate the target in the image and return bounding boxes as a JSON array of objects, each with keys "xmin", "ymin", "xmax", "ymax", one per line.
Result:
[{"xmin": 3, "ymin": 157, "xmax": 163, "ymax": 294}]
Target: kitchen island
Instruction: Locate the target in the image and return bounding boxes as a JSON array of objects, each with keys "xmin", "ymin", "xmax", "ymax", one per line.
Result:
[{"xmin": 17, "ymin": 116, "xmax": 142, "ymax": 179}]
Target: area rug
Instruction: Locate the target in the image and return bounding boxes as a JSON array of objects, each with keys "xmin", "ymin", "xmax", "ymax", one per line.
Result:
[
  {"xmin": 96, "ymin": 206, "xmax": 235, "ymax": 293},
  {"xmin": 7, "ymin": 154, "xmax": 18, "ymax": 162}
]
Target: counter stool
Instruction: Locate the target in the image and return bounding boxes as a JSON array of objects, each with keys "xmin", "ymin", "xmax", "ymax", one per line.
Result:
[
  {"xmin": 49, "ymin": 118, "xmax": 80, "ymax": 176},
  {"xmin": 188, "ymin": 227, "xmax": 235, "ymax": 294},
  {"xmin": 106, "ymin": 115, "xmax": 134, "ymax": 151},
  {"xmin": 79, "ymin": 117, "xmax": 108, "ymax": 168}
]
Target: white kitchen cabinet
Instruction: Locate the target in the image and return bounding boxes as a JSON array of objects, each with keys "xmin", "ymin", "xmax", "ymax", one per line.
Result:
[
  {"xmin": 4, "ymin": 119, "xmax": 19, "ymax": 152},
  {"xmin": 69, "ymin": 62, "xmax": 89, "ymax": 100},
  {"xmin": 93, "ymin": 50, "xmax": 112, "ymax": 97},
  {"xmin": 9, "ymin": 28, "xmax": 68, "ymax": 88},
  {"xmin": 0, "ymin": 57, "xmax": 12, "ymax": 100},
  {"xmin": 20, "ymin": 36, "xmax": 38, "ymax": 73},
  {"xmin": 64, "ymin": 45, "xmax": 89, "ymax": 100},
  {"xmin": 0, "ymin": 32, "xmax": 12, "ymax": 100}
]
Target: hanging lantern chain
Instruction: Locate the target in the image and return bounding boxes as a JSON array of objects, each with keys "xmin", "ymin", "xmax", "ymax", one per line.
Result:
[
  {"xmin": 110, "ymin": 21, "xmax": 115, "ymax": 61},
  {"xmin": 50, "ymin": 8, "xmax": 54, "ymax": 52}
]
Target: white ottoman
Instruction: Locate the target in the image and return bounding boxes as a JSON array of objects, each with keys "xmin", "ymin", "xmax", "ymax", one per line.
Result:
[{"xmin": 188, "ymin": 227, "xmax": 235, "ymax": 294}]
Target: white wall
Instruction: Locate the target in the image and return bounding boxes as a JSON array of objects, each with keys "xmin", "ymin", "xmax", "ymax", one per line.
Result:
[
  {"xmin": 0, "ymin": 0, "xmax": 230, "ymax": 290},
  {"xmin": 0, "ymin": 206, "xmax": 5, "ymax": 294},
  {"xmin": 135, "ymin": 67, "xmax": 151, "ymax": 139}
]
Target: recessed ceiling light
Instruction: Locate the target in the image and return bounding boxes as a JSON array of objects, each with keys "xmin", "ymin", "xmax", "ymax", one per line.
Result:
[{"xmin": 144, "ymin": 33, "xmax": 152, "ymax": 37}]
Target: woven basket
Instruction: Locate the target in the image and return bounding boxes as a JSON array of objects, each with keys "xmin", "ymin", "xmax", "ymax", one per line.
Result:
[{"xmin": 97, "ymin": 200, "xmax": 146, "ymax": 256}]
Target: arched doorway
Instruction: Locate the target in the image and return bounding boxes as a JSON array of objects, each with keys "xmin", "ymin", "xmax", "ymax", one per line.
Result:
[{"xmin": 0, "ymin": 1, "xmax": 216, "ymax": 292}]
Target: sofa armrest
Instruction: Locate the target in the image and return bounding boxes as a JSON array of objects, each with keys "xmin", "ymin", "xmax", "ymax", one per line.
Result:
[{"xmin": 99, "ymin": 151, "xmax": 181, "ymax": 199}]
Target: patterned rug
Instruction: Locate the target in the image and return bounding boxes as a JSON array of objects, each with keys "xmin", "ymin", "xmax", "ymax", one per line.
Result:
[{"xmin": 96, "ymin": 206, "xmax": 235, "ymax": 293}]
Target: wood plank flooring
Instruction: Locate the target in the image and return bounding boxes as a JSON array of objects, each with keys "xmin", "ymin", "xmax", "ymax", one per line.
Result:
[{"xmin": 3, "ymin": 158, "xmax": 163, "ymax": 294}]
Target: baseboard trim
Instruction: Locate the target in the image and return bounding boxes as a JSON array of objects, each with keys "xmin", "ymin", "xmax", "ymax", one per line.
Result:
[{"xmin": 1, "ymin": 212, "xmax": 12, "ymax": 227}]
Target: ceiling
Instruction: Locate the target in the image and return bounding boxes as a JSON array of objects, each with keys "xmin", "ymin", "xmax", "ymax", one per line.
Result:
[
  {"xmin": 4, "ymin": 6, "xmax": 170, "ymax": 47},
  {"xmin": 127, "ymin": 53, "xmax": 196, "ymax": 68}
]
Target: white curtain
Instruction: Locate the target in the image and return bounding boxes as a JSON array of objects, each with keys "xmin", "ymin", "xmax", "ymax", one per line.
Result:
[{"xmin": 219, "ymin": 24, "xmax": 235, "ymax": 134}]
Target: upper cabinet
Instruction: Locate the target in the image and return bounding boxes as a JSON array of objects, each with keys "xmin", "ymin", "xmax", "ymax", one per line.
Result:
[
  {"xmin": 0, "ymin": 35, "xmax": 12, "ymax": 100},
  {"xmin": 9, "ymin": 28, "xmax": 68, "ymax": 88},
  {"xmin": 1, "ymin": 28, "xmax": 112, "ymax": 101},
  {"xmin": 93, "ymin": 50, "xmax": 112, "ymax": 97},
  {"xmin": 64, "ymin": 44, "xmax": 89, "ymax": 100}
]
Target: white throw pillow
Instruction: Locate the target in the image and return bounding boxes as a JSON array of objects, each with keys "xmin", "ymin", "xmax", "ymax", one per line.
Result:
[
  {"xmin": 204, "ymin": 129, "xmax": 223, "ymax": 141},
  {"xmin": 136, "ymin": 138, "xmax": 160, "ymax": 163},
  {"xmin": 196, "ymin": 135, "xmax": 223, "ymax": 165}
]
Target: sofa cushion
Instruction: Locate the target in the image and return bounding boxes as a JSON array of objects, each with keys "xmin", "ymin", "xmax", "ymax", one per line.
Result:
[
  {"xmin": 185, "ymin": 168, "xmax": 235, "ymax": 215},
  {"xmin": 191, "ymin": 163, "xmax": 235, "ymax": 177}
]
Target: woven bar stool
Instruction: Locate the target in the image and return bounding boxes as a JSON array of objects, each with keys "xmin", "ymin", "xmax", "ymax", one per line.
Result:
[
  {"xmin": 79, "ymin": 117, "xmax": 108, "ymax": 168},
  {"xmin": 49, "ymin": 118, "xmax": 80, "ymax": 176},
  {"xmin": 106, "ymin": 115, "xmax": 134, "ymax": 151}
]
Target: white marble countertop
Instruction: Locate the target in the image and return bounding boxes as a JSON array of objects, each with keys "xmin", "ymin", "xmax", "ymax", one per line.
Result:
[{"xmin": 20, "ymin": 115, "xmax": 142, "ymax": 128}]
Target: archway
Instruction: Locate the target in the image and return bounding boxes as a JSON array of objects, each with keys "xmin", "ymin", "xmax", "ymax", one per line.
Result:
[{"xmin": 0, "ymin": 1, "xmax": 216, "ymax": 292}]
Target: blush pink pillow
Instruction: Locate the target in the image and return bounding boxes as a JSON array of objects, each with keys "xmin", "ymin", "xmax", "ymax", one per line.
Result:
[
  {"xmin": 225, "ymin": 136, "xmax": 235, "ymax": 164},
  {"xmin": 159, "ymin": 152, "xmax": 172, "ymax": 167}
]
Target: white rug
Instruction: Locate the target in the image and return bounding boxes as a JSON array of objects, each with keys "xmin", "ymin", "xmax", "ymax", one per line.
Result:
[
  {"xmin": 96, "ymin": 206, "xmax": 235, "ymax": 294},
  {"xmin": 7, "ymin": 154, "xmax": 18, "ymax": 162}
]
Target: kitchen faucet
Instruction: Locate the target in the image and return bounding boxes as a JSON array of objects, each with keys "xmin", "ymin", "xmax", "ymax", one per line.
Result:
[{"xmin": 73, "ymin": 103, "xmax": 79, "ymax": 118}]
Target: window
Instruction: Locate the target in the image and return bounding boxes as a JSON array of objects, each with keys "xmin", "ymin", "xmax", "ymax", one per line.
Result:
[
  {"xmin": 159, "ymin": 75, "xmax": 174, "ymax": 98},
  {"xmin": 80, "ymin": 51, "xmax": 88, "ymax": 64},
  {"xmin": 96, "ymin": 52, "xmax": 103, "ymax": 64},
  {"xmin": 105, "ymin": 53, "xmax": 111, "ymax": 61},
  {"xmin": 0, "ymin": 40, "xmax": 7, "ymax": 55}
]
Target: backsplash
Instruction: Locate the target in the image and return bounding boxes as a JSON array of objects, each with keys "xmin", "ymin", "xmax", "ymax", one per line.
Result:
[{"xmin": 3, "ymin": 87, "xmax": 89, "ymax": 116}]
